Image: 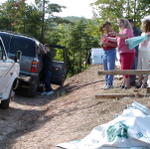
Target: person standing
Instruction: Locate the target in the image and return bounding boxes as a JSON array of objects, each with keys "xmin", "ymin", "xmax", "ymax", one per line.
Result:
[
  {"xmin": 137, "ymin": 18, "xmax": 150, "ymax": 88},
  {"xmin": 105, "ymin": 18, "xmax": 135, "ymax": 89},
  {"xmin": 41, "ymin": 44, "xmax": 54, "ymax": 95},
  {"xmin": 128, "ymin": 19, "xmax": 141, "ymax": 86},
  {"xmin": 100, "ymin": 21, "xmax": 117, "ymax": 89},
  {"xmin": 116, "ymin": 18, "xmax": 135, "ymax": 89}
]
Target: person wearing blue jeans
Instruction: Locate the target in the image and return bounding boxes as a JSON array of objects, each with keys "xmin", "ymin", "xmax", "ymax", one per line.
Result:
[
  {"xmin": 103, "ymin": 49, "xmax": 116, "ymax": 88},
  {"xmin": 41, "ymin": 44, "xmax": 54, "ymax": 96},
  {"xmin": 100, "ymin": 21, "xmax": 117, "ymax": 89},
  {"xmin": 44, "ymin": 70, "xmax": 53, "ymax": 92}
]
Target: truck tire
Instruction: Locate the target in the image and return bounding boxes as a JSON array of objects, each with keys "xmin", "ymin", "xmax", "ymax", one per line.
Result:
[{"xmin": 0, "ymin": 89, "xmax": 15, "ymax": 109}]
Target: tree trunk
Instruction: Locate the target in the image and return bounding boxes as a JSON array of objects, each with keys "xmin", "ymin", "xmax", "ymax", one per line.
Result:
[{"xmin": 41, "ymin": 0, "xmax": 45, "ymax": 42}]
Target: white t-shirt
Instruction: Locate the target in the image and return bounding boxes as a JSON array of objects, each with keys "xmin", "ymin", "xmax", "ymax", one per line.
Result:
[
  {"xmin": 139, "ymin": 33, "xmax": 150, "ymax": 50},
  {"xmin": 138, "ymin": 32, "xmax": 150, "ymax": 70}
]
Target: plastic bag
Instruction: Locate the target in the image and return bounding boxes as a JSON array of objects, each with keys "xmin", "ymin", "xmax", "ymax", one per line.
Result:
[{"xmin": 57, "ymin": 102, "xmax": 150, "ymax": 149}]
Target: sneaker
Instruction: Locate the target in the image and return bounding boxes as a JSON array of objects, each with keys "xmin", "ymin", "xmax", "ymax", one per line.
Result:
[
  {"xmin": 120, "ymin": 84, "xmax": 125, "ymax": 89},
  {"xmin": 136, "ymin": 82, "xmax": 142, "ymax": 89},
  {"xmin": 104, "ymin": 85, "xmax": 113, "ymax": 90},
  {"xmin": 141, "ymin": 83, "xmax": 147, "ymax": 88},
  {"xmin": 41, "ymin": 91, "xmax": 47, "ymax": 96},
  {"xmin": 102, "ymin": 85, "xmax": 107, "ymax": 89},
  {"xmin": 46, "ymin": 90, "xmax": 54, "ymax": 95},
  {"xmin": 120, "ymin": 81, "xmax": 125, "ymax": 89},
  {"xmin": 124, "ymin": 85, "xmax": 131, "ymax": 89},
  {"xmin": 130, "ymin": 81, "xmax": 136, "ymax": 86}
]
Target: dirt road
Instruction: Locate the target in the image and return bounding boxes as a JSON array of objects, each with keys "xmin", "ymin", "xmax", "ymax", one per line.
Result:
[{"xmin": 1, "ymin": 65, "xmax": 150, "ymax": 149}]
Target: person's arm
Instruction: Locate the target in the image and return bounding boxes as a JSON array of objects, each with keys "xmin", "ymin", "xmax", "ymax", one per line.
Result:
[
  {"xmin": 115, "ymin": 32, "xmax": 128, "ymax": 39},
  {"xmin": 103, "ymin": 42, "xmax": 117, "ymax": 47},
  {"xmin": 110, "ymin": 32, "xmax": 128, "ymax": 39},
  {"xmin": 102, "ymin": 35, "xmax": 117, "ymax": 42}
]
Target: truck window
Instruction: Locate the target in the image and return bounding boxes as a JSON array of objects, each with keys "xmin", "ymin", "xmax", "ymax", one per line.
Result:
[
  {"xmin": 0, "ymin": 43, "xmax": 2, "ymax": 59},
  {"xmin": 0, "ymin": 40, "xmax": 5, "ymax": 60},
  {"xmin": 0, "ymin": 33, "xmax": 11, "ymax": 52},
  {"xmin": 10, "ymin": 36, "xmax": 36, "ymax": 57}
]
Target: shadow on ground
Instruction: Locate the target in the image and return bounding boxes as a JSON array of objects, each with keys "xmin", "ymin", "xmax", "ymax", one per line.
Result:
[
  {"xmin": 14, "ymin": 85, "xmax": 68, "ymax": 107},
  {"xmin": 0, "ymin": 105, "xmax": 52, "ymax": 149}
]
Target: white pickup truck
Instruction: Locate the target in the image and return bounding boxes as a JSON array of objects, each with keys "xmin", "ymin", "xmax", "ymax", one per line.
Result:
[{"xmin": 0, "ymin": 37, "xmax": 20, "ymax": 109}]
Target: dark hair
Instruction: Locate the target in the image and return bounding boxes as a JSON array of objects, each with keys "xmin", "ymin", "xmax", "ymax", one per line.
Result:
[
  {"xmin": 103, "ymin": 21, "xmax": 111, "ymax": 26},
  {"xmin": 128, "ymin": 19, "xmax": 134, "ymax": 23},
  {"xmin": 99, "ymin": 21, "xmax": 111, "ymax": 32},
  {"xmin": 141, "ymin": 20, "xmax": 150, "ymax": 32}
]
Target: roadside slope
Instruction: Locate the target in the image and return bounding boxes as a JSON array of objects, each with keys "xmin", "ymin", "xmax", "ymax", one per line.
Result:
[{"xmin": 3, "ymin": 64, "xmax": 150, "ymax": 149}]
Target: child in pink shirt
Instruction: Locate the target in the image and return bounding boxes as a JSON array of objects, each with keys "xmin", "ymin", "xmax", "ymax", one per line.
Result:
[{"xmin": 105, "ymin": 18, "xmax": 135, "ymax": 89}]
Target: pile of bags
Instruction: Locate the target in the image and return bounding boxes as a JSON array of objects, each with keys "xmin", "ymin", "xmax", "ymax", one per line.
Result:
[{"xmin": 57, "ymin": 102, "xmax": 150, "ymax": 149}]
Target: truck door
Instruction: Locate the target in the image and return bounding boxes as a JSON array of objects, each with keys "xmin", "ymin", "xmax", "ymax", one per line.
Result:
[
  {"xmin": 0, "ymin": 38, "xmax": 13, "ymax": 94},
  {"xmin": 50, "ymin": 45, "xmax": 67, "ymax": 86}
]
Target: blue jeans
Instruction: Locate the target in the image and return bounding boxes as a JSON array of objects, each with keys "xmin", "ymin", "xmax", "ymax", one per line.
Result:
[
  {"xmin": 44, "ymin": 70, "xmax": 52, "ymax": 92},
  {"xmin": 103, "ymin": 48, "xmax": 116, "ymax": 86}
]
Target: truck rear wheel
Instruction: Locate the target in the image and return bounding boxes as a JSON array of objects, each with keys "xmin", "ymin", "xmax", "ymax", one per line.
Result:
[{"xmin": 0, "ymin": 89, "xmax": 15, "ymax": 109}]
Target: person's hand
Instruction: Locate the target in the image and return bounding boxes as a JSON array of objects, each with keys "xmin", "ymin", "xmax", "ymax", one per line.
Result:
[
  {"xmin": 102, "ymin": 34, "xmax": 107, "ymax": 38},
  {"xmin": 109, "ymin": 32, "xmax": 117, "ymax": 36}
]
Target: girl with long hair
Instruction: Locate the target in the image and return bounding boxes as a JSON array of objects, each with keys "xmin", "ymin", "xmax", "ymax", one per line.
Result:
[{"xmin": 104, "ymin": 18, "xmax": 135, "ymax": 89}]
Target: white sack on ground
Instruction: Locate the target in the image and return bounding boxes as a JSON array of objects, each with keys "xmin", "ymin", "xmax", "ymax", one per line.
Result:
[{"xmin": 56, "ymin": 102, "xmax": 150, "ymax": 149}]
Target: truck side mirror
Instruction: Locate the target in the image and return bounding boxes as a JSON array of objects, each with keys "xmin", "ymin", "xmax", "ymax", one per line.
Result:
[{"xmin": 15, "ymin": 50, "xmax": 22, "ymax": 62}]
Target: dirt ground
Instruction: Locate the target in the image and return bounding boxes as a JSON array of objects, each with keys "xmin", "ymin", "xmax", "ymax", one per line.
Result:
[{"xmin": 1, "ymin": 65, "xmax": 150, "ymax": 149}]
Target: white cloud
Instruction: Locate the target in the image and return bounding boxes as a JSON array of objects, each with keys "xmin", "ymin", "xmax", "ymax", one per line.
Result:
[{"xmin": 50, "ymin": 0, "xmax": 95, "ymax": 18}]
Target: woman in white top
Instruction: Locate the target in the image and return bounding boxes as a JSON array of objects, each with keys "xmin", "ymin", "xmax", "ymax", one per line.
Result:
[{"xmin": 137, "ymin": 17, "xmax": 150, "ymax": 88}]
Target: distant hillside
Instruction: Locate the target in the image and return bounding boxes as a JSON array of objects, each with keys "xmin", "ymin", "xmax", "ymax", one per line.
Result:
[{"xmin": 63, "ymin": 16, "xmax": 90, "ymax": 22}]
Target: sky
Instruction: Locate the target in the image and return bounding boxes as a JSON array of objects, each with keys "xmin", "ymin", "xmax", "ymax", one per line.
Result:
[
  {"xmin": 1, "ymin": 0, "xmax": 95, "ymax": 19},
  {"xmin": 50, "ymin": 0, "xmax": 95, "ymax": 18}
]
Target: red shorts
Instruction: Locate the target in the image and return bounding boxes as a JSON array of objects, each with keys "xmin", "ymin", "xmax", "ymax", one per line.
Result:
[{"xmin": 120, "ymin": 53, "xmax": 135, "ymax": 78}]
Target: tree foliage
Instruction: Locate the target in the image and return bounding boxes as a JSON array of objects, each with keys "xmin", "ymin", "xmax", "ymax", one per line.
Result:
[
  {"xmin": 35, "ymin": 0, "xmax": 65, "ymax": 42},
  {"xmin": 94, "ymin": 0, "xmax": 150, "ymax": 26},
  {"xmin": 57, "ymin": 19, "xmax": 99, "ymax": 76},
  {"xmin": 0, "ymin": 0, "xmax": 42, "ymax": 37},
  {"xmin": 0, "ymin": 0, "xmax": 99, "ymax": 77},
  {"xmin": 1, "ymin": 0, "xmax": 149, "ymax": 77}
]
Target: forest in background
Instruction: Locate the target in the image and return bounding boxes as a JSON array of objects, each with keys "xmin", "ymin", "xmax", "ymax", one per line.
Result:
[{"xmin": 0, "ymin": 0, "xmax": 150, "ymax": 77}]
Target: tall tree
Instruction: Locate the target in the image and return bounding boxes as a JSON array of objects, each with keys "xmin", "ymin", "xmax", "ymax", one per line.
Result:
[
  {"xmin": 93, "ymin": 0, "xmax": 150, "ymax": 26},
  {"xmin": 0, "ymin": 0, "xmax": 42, "ymax": 36},
  {"xmin": 0, "ymin": 0, "xmax": 65, "ymax": 42},
  {"xmin": 35, "ymin": 0, "xmax": 64, "ymax": 42},
  {"xmin": 58, "ymin": 18, "xmax": 99, "ymax": 76}
]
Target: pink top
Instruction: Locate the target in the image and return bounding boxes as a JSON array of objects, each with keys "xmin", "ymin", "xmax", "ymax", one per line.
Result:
[{"xmin": 117, "ymin": 28, "xmax": 135, "ymax": 54}]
